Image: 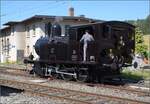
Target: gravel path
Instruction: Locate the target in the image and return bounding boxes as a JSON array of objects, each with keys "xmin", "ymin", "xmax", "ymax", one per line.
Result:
[{"xmin": 0, "ymin": 86, "xmax": 71, "ymax": 104}]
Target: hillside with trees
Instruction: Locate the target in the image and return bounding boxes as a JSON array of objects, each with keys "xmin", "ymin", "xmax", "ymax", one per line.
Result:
[
  {"xmin": 126, "ymin": 15, "xmax": 150, "ymax": 59},
  {"xmin": 126, "ymin": 15, "xmax": 150, "ymax": 35}
]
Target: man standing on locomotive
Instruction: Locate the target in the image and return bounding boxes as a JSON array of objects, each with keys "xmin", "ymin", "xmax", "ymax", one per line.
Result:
[{"xmin": 80, "ymin": 30, "xmax": 94, "ymax": 61}]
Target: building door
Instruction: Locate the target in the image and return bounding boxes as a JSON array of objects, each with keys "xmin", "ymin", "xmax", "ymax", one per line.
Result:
[{"xmin": 17, "ymin": 50, "xmax": 24, "ymax": 62}]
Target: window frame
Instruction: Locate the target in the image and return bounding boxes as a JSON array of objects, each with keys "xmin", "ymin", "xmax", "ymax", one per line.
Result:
[
  {"xmin": 32, "ymin": 25, "xmax": 36, "ymax": 37},
  {"xmin": 26, "ymin": 26, "xmax": 30, "ymax": 38}
]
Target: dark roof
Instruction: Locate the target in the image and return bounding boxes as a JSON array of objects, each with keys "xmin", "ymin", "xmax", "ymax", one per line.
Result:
[
  {"xmin": 0, "ymin": 26, "xmax": 11, "ymax": 36},
  {"xmin": 3, "ymin": 21, "xmax": 20, "ymax": 25},
  {"xmin": 71, "ymin": 21, "xmax": 135, "ymax": 28},
  {"xmin": 21, "ymin": 15, "xmax": 102, "ymax": 23},
  {"xmin": 0, "ymin": 26, "xmax": 11, "ymax": 31},
  {"xmin": 103, "ymin": 21, "xmax": 135, "ymax": 28},
  {"xmin": 3, "ymin": 15, "xmax": 103, "ymax": 26}
]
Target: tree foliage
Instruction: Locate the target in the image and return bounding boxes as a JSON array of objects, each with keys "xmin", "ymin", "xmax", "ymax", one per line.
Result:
[
  {"xmin": 145, "ymin": 15, "xmax": 150, "ymax": 34},
  {"xmin": 135, "ymin": 27, "xmax": 148, "ymax": 58},
  {"xmin": 126, "ymin": 15, "xmax": 150, "ymax": 35}
]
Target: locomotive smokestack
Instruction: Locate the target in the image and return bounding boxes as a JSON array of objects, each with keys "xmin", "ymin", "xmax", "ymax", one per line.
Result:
[{"xmin": 69, "ymin": 7, "xmax": 74, "ymax": 16}]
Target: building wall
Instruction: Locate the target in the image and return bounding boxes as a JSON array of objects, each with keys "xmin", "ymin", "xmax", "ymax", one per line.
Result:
[
  {"xmin": 15, "ymin": 24, "xmax": 26, "ymax": 61},
  {"xmin": 59, "ymin": 21, "xmax": 88, "ymax": 36},
  {"xmin": 0, "ymin": 28, "xmax": 11, "ymax": 62},
  {"xmin": 0, "ymin": 24, "xmax": 25, "ymax": 63},
  {"xmin": 0, "ymin": 37, "xmax": 1, "ymax": 62},
  {"xmin": 25, "ymin": 21, "xmax": 46, "ymax": 58},
  {"xmin": 9, "ymin": 26, "xmax": 16, "ymax": 62},
  {"xmin": 0, "ymin": 36, "xmax": 2, "ymax": 62}
]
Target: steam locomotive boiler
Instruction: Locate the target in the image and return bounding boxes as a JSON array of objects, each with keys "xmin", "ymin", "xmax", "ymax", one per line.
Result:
[{"xmin": 24, "ymin": 21, "xmax": 135, "ymax": 82}]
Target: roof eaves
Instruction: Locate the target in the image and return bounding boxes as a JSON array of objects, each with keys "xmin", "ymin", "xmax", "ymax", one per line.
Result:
[
  {"xmin": 2, "ymin": 15, "xmax": 103, "ymax": 26},
  {"xmin": 0, "ymin": 26, "xmax": 11, "ymax": 31},
  {"xmin": 3, "ymin": 21, "xmax": 20, "ymax": 26},
  {"xmin": 21, "ymin": 15, "xmax": 56, "ymax": 23}
]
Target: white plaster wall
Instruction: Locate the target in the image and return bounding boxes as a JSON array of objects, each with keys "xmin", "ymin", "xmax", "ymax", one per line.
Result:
[
  {"xmin": 1, "ymin": 24, "xmax": 26, "ymax": 62},
  {"xmin": 9, "ymin": 27, "xmax": 17, "ymax": 62},
  {"xmin": 0, "ymin": 37, "xmax": 2, "ymax": 63},
  {"xmin": 15, "ymin": 24, "xmax": 25, "ymax": 50},
  {"xmin": 24, "ymin": 21, "xmax": 46, "ymax": 58},
  {"xmin": 0, "ymin": 30, "xmax": 13, "ymax": 62}
]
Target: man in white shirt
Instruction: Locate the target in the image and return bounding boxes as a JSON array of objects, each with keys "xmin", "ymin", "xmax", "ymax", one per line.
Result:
[{"xmin": 80, "ymin": 30, "xmax": 94, "ymax": 61}]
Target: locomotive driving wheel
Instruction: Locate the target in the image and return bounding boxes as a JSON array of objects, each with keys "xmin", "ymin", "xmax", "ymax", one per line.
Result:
[
  {"xmin": 76, "ymin": 68, "xmax": 89, "ymax": 82},
  {"xmin": 51, "ymin": 72, "xmax": 59, "ymax": 79}
]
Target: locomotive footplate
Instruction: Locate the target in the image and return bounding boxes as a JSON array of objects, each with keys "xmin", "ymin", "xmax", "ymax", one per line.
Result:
[{"xmin": 25, "ymin": 59, "xmax": 99, "ymax": 66}]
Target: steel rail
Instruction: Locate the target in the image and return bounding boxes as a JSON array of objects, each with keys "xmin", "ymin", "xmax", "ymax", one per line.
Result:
[
  {"xmin": 91, "ymin": 83, "xmax": 148, "ymax": 95},
  {"xmin": 0, "ymin": 78, "xmax": 149, "ymax": 104},
  {"xmin": 0, "ymin": 66, "xmax": 26, "ymax": 71},
  {"xmin": 0, "ymin": 67, "xmax": 148, "ymax": 96}
]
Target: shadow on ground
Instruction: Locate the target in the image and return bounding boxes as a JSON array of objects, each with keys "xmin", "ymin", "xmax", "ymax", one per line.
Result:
[
  {"xmin": 98, "ymin": 74, "xmax": 144, "ymax": 86},
  {"xmin": 0, "ymin": 86, "xmax": 23, "ymax": 96}
]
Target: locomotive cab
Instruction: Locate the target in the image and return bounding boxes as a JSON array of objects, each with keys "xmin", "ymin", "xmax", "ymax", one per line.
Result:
[
  {"xmin": 69, "ymin": 25, "xmax": 97, "ymax": 62},
  {"xmin": 69, "ymin": 21, "xmax": 135, "ymax": 71}
]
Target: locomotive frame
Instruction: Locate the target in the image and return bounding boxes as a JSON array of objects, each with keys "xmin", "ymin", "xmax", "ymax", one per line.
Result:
[{"xmin": 24, "ymin": 21, "xmax": 135, "ymax": 82}]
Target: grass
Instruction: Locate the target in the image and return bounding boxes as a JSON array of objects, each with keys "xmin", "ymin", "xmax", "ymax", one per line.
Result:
[
  {"xmin": 0, "ymin": 61, "xmax": 24, "ymax": 66},
  {"xmin": 143, "ymin": 35, "xmax": 150, "ymax": 51},
  {"xmin": 121, "ymin": 69, "xmax": 150, "ymax": 81}
]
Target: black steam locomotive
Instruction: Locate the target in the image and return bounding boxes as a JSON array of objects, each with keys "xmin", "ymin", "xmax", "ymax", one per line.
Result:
[{"xmin": 24, "ymin": 21, "xmax": 135, "ymax": 82}]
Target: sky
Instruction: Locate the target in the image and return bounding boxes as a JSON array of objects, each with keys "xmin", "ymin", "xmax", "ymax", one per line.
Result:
[{"xmin": 0, "ymin": 0, "xmax": 150, "ymax": 28}]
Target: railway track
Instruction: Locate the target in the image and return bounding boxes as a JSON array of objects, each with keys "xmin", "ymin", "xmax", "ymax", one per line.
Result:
[
  {"xmin": 0, "ymin": 66, "xmax": 149, "ymax": 95},
  {"xmin": 0, "ymin": 66, "xmax": 149, "ymax": 104},
  {"xmin": 0, "ymin": 66, "xmax": 26, "ymax": 71},
  {"xmin": 0, "ymin": 66, "xmax": 33, "ymax": 77},
  {"xmin": 0, "ymin": 67, "xmax": 147, "ymax": 93},
  {"xmin": 0, "ymin": 78, "xmax": 149, "ymax": 104},
  {"xmin": 87, "ymin": 83, "xmax": 149, "ymax": 96}
]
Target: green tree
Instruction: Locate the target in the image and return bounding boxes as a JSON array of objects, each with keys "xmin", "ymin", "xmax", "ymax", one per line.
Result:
[
  {"xmin": 135, "ymin": 27, "xmax": 148, "ymax": 58},
  {"xmin": 144, "ymin": 15, "xmax": 150, "ymax": 34},
  {"xmin": 126, "ymin": 15, "xmax": 150, "ymax": 35}
]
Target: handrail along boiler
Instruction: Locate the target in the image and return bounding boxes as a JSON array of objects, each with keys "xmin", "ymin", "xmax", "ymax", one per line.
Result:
[{"xmin": 24, "ymin": 21, "xmax": 135, "ymax": 82}]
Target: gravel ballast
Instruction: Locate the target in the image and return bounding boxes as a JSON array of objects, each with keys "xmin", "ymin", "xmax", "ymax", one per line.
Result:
[
  {"xmin": 0, "ymin": 86, "xmax": 71, "ymax": 104},
  {"xmin": 0, "ymin": 73, "xmax": 150, "ymax": 104}
]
